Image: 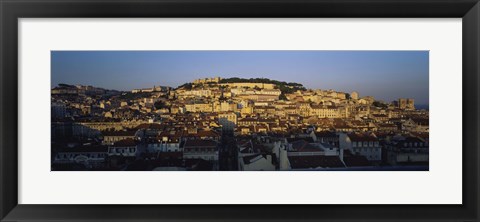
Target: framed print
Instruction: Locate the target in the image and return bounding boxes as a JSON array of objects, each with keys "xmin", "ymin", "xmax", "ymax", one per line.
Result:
[{"xmin": 1, "ymin": 0, "xmax": 479, "ymax": 221}]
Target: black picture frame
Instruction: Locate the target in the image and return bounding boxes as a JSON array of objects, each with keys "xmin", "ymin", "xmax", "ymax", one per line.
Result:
[{"xmin": 1, "ymin": 0, "xmax": 479, "ymax": 221}]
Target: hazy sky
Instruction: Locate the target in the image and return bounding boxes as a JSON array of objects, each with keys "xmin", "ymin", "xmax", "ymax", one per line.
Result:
[{"xmin": 51, "ymin": 51, "xmax": 429, "ymax": 104}]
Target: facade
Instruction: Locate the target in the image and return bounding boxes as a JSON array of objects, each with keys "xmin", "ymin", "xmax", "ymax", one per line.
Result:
[
  {"xmin": 239, "ymin": 154, "xmax": 276, "ymax": 171},
  {"xmin": 310, "ymin": 105, "xmax": 341, "ymax": 118},
  {"xmin": 312, "ymin": 131, "xmax": 340, "ymax": 148},
  {"xmin": 182, "ymin": 139, "xmax": 219, "ymax": 161},
  {"xmin": 53, "ymin": 146, "xmax": 108, "ymax": 168},
  {"xmin": 185, "ymin": 103, "xmax": 214, "ymax": 113},
  {"xmin": 340, "ymin": 133, "xmax": 382, "ymax": 161},
  {"xmin": 51, "ymin": 102, "xmax": 67, "ymax": 119},
  {"xmin": 387, "ymin": 137, "xmax": 429, "ymax": 165},
  {"xmin": 107, "ymin": 138, "xmax": 138, "ymax": 157},
  {"xmin": 218, "ymin": 112, "xmax": 237, "ymax": 132},
  {"xmin": 404, "ymin": 118, "xmax": 429, "ymax": 133},
  {"xmin": 350, "ymin": 91, "xmax": 359, "ymax": 100},
  {"xmin": 398, "ymin": 98, "xmax": 415, "ymax": 110},
  {"xmin": 219, "ymin": 82, "xmax": 275, "ymax": 89},
  {"xmin": 147, "ymin": 141, "xmax": 182, "ymax": 153},
  {"xmin": 193, "ymin": 77, "xmax": 222, "ymax": 84},
  {"xmin": 102, "ymin": 130, "xmax": 137, "ymax": 145},
  {"xmin": 182, "ymin": 89, "xmax": 213, "ymax": 98}
]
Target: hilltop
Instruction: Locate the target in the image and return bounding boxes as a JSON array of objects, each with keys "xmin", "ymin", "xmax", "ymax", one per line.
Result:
[{"xmin": 177, "ymin": 77, "xmax": 306, "ymax": 94}]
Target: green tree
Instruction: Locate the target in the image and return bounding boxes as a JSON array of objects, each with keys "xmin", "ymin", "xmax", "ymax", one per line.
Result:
[
  {"xmin": 177, "ymin": 83, "xmax": 193, "ymax": 90},
  {"xmin": 372, "ymin": 101, "xmax": 387, "ymax": 108}
]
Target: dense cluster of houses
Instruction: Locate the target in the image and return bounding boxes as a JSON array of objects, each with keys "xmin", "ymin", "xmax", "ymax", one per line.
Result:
[{"xmin": 51, "ymin": 78, "xmax": 428, "ymax": 171}]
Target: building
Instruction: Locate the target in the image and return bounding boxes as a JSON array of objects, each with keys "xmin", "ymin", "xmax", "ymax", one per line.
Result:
[
  {"xmin": 108, "ymin": 138, "xmax": 138, "ymax": 157},
  {"xmin": 51, "ymin": 102, "xmax": 66, "ymax": 119},
  {"xmin": 185, "ymin": 103, "xmax": 214, "ymax": 113},
  {"xmin": 398, "ymin": 98, "xmax": 415, "ymax": 110},
  {"xmin": 238, "ymin": 94, "xmax": 279, "ymax": 101},
  {"xmin": 280, "ymin": 139, "xmax": 346, "ymax": 170},
  {"xmin": 51, "ymin": 84, "xmax": 79, "ymax": 95},
  {"xmin": 403, "ymin": 118, "xmax": 429, "ymax": 133},
  {"xmin": 310, "ymin": 105, "xmax": 341, "ymax": 118},
  {"xmin": 312, "ymin": 131, "xmax": 339, "ymax": 148},
  {"xmin": 102, "ymin": 130, "xmax": 137, "ymax": 145},
  {"xmin": 387, "ymin": 136, "xmax": 429, "ymax": 165},
  {"xmin": 148, "ymin": 133, "xmax": 182, "ymax": 153},
  {"xmin": 193, "ymin": 77, "xmax": 222, "ymax": 84},
  {"xmin": 220, "ymin": 82, "xmax": 275, "ymax": 89},
  {"xmin": 183, "ymin": 139, "xmax": 219, "ymax": 161},
  {"xmin": 218, "ymin": 112, "xmax": 237, "ymax": 132},
  {"xmin": 182, "ymin": 89, "xmax": 213, "ymax": 98},
  {"xmin": 53, "ymin": 145, "xmax": 108, "ymax": 169},
  {"xmin": 350, "ymin": 91, "xmax": 359, "ymax": 100},
  {"xmin": 239, "ymin": 154, "xmax": 276, "ymax": 171},
  {"xmin": 219, "ymin": 101, "xmax": 238, "ymax": 112},
  {"xmin": 51, "ymin": 122, "xmax": 102, "ymax": 140},
  {"xmin": 339, "ymin": 133, "xmax": 382, "ymax": 161},
  {"xmin": 131, "ymin": 85, "xmax": 168, "ymax": 93}
]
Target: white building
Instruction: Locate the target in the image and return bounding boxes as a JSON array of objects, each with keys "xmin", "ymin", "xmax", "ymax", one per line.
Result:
[
  {"xmin": 239, "ymin": 154, "xmax": 276, "ymax": 171},
  {"xmin": 339, "ymin": 133, "xmax": 382, "ymax": 161},
  {"xmin": 147, "ymin": 141, "xmax": 181, "ymax": 153},
  {"xmin": 53, "ymin": 146, "xmax": 107, "ymax": 168}
]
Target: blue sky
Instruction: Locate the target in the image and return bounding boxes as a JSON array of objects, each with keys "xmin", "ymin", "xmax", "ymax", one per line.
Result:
[{"xmin": 51, "ymin": 50, "xmax": 429, "ymax": 105}]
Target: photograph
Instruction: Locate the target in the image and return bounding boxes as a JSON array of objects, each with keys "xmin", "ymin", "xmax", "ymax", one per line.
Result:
[
  {"xmin": 50, "ymin": 50, "xmax": 429, "ymax": 171},
  {"xmin": 3, "ymin": 0, "xmax": 478, "ymax": 220}
]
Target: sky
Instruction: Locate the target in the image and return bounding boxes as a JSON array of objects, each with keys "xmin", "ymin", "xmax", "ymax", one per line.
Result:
[{"xmin": 51, "ymin": 50, "xmax": 429, "ymax": 105}]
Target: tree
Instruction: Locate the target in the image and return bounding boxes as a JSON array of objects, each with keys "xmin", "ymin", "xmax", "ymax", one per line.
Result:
[
  {"xmin": 176, "ymin": 83, "xmax": 193, "ymax": 90},
  {"xmin": 372, "ymin": 101, "xmax": 387, "ymax": 108}
]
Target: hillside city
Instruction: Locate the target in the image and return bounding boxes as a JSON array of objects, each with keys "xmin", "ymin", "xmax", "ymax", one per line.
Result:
[{"xmin": 51, "ymin": 77, "xmax": 429, "ymax": 171}]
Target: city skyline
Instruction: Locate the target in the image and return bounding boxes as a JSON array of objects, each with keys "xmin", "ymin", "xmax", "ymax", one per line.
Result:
[
  {"xmin": 51, "ymin": 50, "xmax": 429, "ymax": 105},
  {"xmin": 51, "ymin": 50, "xmax": 429, "ymax": 171}
]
